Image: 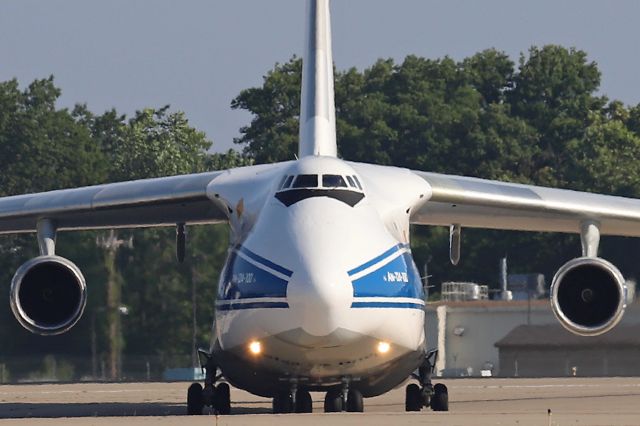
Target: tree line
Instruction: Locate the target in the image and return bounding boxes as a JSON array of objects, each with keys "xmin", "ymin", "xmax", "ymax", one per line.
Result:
[
  {"xmin": 1, "ymin": 45, "xmax": 640, "ymax": 381},
  {"xmin": 232, "ymin": 45, "xmax": 640, "ymax": 297},
  {"xmin": 0, "ymin": 76, "xmax": 250, "ymax": 380}
]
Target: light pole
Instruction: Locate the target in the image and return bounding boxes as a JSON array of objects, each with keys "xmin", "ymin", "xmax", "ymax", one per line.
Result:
[
  {"xmin": 96, "ymin": 230, "xmax": 133, "ymax": 380},
  {"xmin": 91, "ymin": 305, "xmax": 129, "ymax": 380},
  {"xmin": 91, "ymin": 308, "xmax": 100, "ymax": 380}
]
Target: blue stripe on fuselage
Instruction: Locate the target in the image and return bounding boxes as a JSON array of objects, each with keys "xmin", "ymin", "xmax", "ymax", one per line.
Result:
[
  {"xmin": 216, "ymin": 301, "xmax": 289, "ymax": 311},
  {"xmin": 237, "ymin": 246, "xmax": 293, "ymax": 277},
  {"xmin": 218, "ymin": 251, "xmax": 289, "ymax": 300},
  {"xmin": 217, "ymin": 300, "xmax": 423, "ymax": 311},
  {"xmin": 347, "ymin": 243, "xmax": 409, "ymax": 277},
  {"xmin": 350, "ymin": 246, "xmax": 424, "ymax": 300},
  {"xmin": 351, "ymin": 301, "xmax": 424, "ymax": 310},
  {"xmin": 216, "ymin": 243, "xmax": 425, "ymax": 311}
]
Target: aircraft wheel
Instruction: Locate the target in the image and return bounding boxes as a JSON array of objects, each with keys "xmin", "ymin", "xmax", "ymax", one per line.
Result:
[
  {"xmin": 346, "ymin": 389, "xmax": 363, "ymax": 412},
  {"xmin": 215, "ymin": 383, "xmax": 231, "ymax": 415},
  {"xmin": 295, "ymin": 389, "xmax": 313, "ymax": 413},
  {"xmin": 187, "ymin": 382, "xmax": 204, "ymax": 415},
  {"xmin": 430, "ymin": 383, "xmax": 449, "ymax": 412},
  {"xmin": 273, "ymin": 390, "xmax": 293, "ymax": 414},
  {"xmin": 202, "ymin": 384, "xmax": 216, "ymax": 407},
  {"xmin": 324, "ymin": 389, "xmax": 343, "ymax": 412},
  {"xmin": 405, "ymin": 383, "xmax": 422, "ymax": 411}
]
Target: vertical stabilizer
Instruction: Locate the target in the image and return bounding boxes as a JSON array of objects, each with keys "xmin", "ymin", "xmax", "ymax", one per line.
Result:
[{"xmin": 299, "ymin": 0, "xmax": 337, "ymax": 158}]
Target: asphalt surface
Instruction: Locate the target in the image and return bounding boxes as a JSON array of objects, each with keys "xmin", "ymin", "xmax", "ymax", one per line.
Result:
[{"xmin": 1, "ymin": 377, "xmax": 639, "ymax": 425}]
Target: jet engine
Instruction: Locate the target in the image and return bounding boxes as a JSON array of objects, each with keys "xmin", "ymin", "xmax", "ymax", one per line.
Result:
[
  {"xmin": 10, "ymin": 256, "xmax": 87, "ymax": 335},
  {"xmin": 550, "ymin": 257, "xmax": 626, "ymax": 336}
]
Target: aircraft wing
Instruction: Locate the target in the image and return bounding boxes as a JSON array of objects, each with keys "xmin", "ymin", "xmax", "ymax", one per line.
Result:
[
  {"xmin": 411, "ymin": 171, "xmax": 640, "ymax": 237},
  {"xmin": 0, "ymin": 171, "xmax": 229, "ymax": 234}
]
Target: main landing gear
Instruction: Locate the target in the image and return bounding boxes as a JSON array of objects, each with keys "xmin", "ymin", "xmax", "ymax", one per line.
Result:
[
  {"xmin": 405, "ymin": 349, "xmax": 448, "ymax": 412},
  {"xmin": 187, "ymin": 350, "xmax": 231, "ymax": 415}
]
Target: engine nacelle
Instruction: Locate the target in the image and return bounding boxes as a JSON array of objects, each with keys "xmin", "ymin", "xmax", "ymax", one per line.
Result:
[
  {"xmin": 550, "ymin": 257, "xmax": 626, "ymax": 336},
  {"xmin": 10, "ymin": 256, "xmax": 87, "ymax": 336}
]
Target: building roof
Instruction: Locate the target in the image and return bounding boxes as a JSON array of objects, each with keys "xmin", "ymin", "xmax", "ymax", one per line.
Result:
[{"xmin": 495, "ymin": 324, "xmax": 640, "ymax": 348}]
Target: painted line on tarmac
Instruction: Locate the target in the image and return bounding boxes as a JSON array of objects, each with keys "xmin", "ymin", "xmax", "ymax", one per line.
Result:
[
  {"xmin": 452, "ymin": 383, "xmax": 640, "ymax": 389},
  {"xmin": 0, "ymin": 388, "xmax": 165, "ymax": 396}
]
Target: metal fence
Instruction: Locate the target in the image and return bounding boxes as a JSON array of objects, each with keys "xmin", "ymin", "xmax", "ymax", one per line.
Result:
[{"xmin": 441, "ymin": 282, "xmax": 489, "ymax": 302}]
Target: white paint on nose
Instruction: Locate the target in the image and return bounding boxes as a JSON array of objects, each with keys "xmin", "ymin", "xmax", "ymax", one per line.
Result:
[{"xmin": 287, "ymin": 266, "xmax": 352, "ymax": 336}]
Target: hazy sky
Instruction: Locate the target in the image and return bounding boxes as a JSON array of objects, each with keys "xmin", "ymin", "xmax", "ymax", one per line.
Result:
[{"xmin": 1, "ymin": 1, "xmax": 639, "ymax": 152}]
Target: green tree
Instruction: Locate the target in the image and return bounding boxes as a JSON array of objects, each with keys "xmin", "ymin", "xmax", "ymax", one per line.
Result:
[
  {"xmin": 232, "ymin": 58, "xmax": 302, "ymax": 163},
  {"xmin": 508, "ymin": 45, "xmax": 607, "ymax": 188},
  {"xmin": 0, "ymin": 77, "xmax": 107, "ymax": 195},
  {"xmin": 462, "ymin": 49, "xmax": 515, "ymax": 105}
]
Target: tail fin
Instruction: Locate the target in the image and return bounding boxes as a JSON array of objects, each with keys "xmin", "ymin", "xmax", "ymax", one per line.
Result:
[{"xmin": 298, "ymin": 0, "xmax": 337, "ymax": 158}]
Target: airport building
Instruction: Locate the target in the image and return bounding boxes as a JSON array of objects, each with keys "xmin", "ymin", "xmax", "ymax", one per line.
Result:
[
  {"xmin": 495, "ymin": 324, "xmax": 640, "ymax": 377},
  {"xmin": 425, "ymin": 300, "xmax": 640, "ymax": 377}
]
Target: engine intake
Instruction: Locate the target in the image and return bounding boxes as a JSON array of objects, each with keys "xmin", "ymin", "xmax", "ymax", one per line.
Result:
[
  {"xmin": 550, "ymin": 257, "xmax": 626, "ymax": 336},
  {"xmin": 10, "ymin": 256, "xmax": 87, "ymax": 335}
]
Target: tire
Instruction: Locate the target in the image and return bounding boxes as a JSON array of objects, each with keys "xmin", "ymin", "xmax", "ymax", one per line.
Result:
[
  {"xmin": 187, "ymin": 382, "xmax": 204, "ymax": 415},
  {"xmin": 202, "ymin": 384, "xmax": 216, "ymax": 407},
  {"xmin": 324, "ymin": 389, "xmax": 343, "ymax": 412},
  {"xmin": 215, "ymin": 382, "xmax": 231, "ymax": 415},
  {"xmin": 346, "ymin": 389, "xmax": 363, "ymax": 412},
  {"xmin": 272, "ymin": 396, "xmax": 280, "ymax": 414},
  {"xmin": 431, "ymin": 383, "xmax": 449, "ymax": 412},
  {"xmin": 273, "ymin": 391, "xmax": 293, "ymax": 414},
  {"xmin": 405, "ymin": 383, "xmax": 422, "ymax": 412},
  {"xmin": 295, "ymin": 389, "xmax": 313, "ymax": 413}
]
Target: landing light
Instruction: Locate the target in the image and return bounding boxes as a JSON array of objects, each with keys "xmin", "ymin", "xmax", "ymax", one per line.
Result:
[
  {"xmin": 249, "ymin": 340, "xmax": 262, "ymax": 355},
  {"xmin": 377, "ymin": 341, "xmax": 391, "ymax": 354}
]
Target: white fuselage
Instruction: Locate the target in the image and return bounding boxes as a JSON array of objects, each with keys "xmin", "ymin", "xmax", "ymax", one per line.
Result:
[{"xmin": 210, "ymin": 157, "xmax": 431, "ymax": 396}]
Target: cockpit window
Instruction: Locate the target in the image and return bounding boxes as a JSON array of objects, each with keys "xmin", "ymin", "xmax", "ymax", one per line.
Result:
[
  {"xmin": 281, "ymin": 175, "xmax": 294, "ymax": 189},
  {"xmin": 292, "ymin": 174, "xmax": 318, "ymax": 188},
  {"xmin": 278, "ymin": 175, "xmax": 288, "ymax": 189},
  {"xmin": 275, "ymin": 173, "xmax": 364, "ymax": 207},
  {"xmin": 322, "ymin": 174, "xmax": 347, "ymax": 188},
  {"xmin": 352, "ymin": 175, "xmax": 363, "ymax": 190}
]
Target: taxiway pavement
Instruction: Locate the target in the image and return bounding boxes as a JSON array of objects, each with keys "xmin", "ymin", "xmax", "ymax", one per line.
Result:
[{"xmin": 1, "ymin": 377, "xmax": 639, "ymax": 425}]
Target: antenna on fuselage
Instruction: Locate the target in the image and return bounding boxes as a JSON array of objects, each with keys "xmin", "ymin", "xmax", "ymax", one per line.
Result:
[{"xmin": 298, "ymin": 0, "xmax": 337, "ymax": 159}]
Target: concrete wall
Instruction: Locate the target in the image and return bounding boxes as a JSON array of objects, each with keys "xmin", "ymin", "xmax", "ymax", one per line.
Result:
[{"xmin": 425, "ymin": 301, "xmax": 640, "ymax": 377}]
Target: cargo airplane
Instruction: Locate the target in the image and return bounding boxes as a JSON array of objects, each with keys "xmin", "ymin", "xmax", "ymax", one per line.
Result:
[{"xmin": 1, "ymin": 0, "xmax": 635, "ymax": 415}]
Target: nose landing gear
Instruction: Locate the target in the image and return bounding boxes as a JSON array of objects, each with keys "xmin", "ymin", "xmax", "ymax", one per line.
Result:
[
  {"xmin": 323, "ymin": 377, "xmax": 364, "ymax": 412},
  {"xmin": 346, "ymin": 389, "xmax": 364, "ymax": 412},
  {"xmin": 273, "ymin": 390, "xmax": 314, "ymax": 413},
  {"xmin": 272, "ymin": 379, "xmax": 313, "ymax": 413},
  {"xmin": 186, "ymin": 349, "xmax": 231, "ymax": 415},
  {"xmin": 405, "ymin": 349, "xmax": 448, "ymax": 412},
  {"xmin": 295, "ymin": 389, "xmax": 313, "ymax": 413}
]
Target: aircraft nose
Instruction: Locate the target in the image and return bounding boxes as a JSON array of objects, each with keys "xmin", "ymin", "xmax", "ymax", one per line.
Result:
[{"xmin": 287, "ymin": 269, "xmax": 353, "ymax": 336}]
